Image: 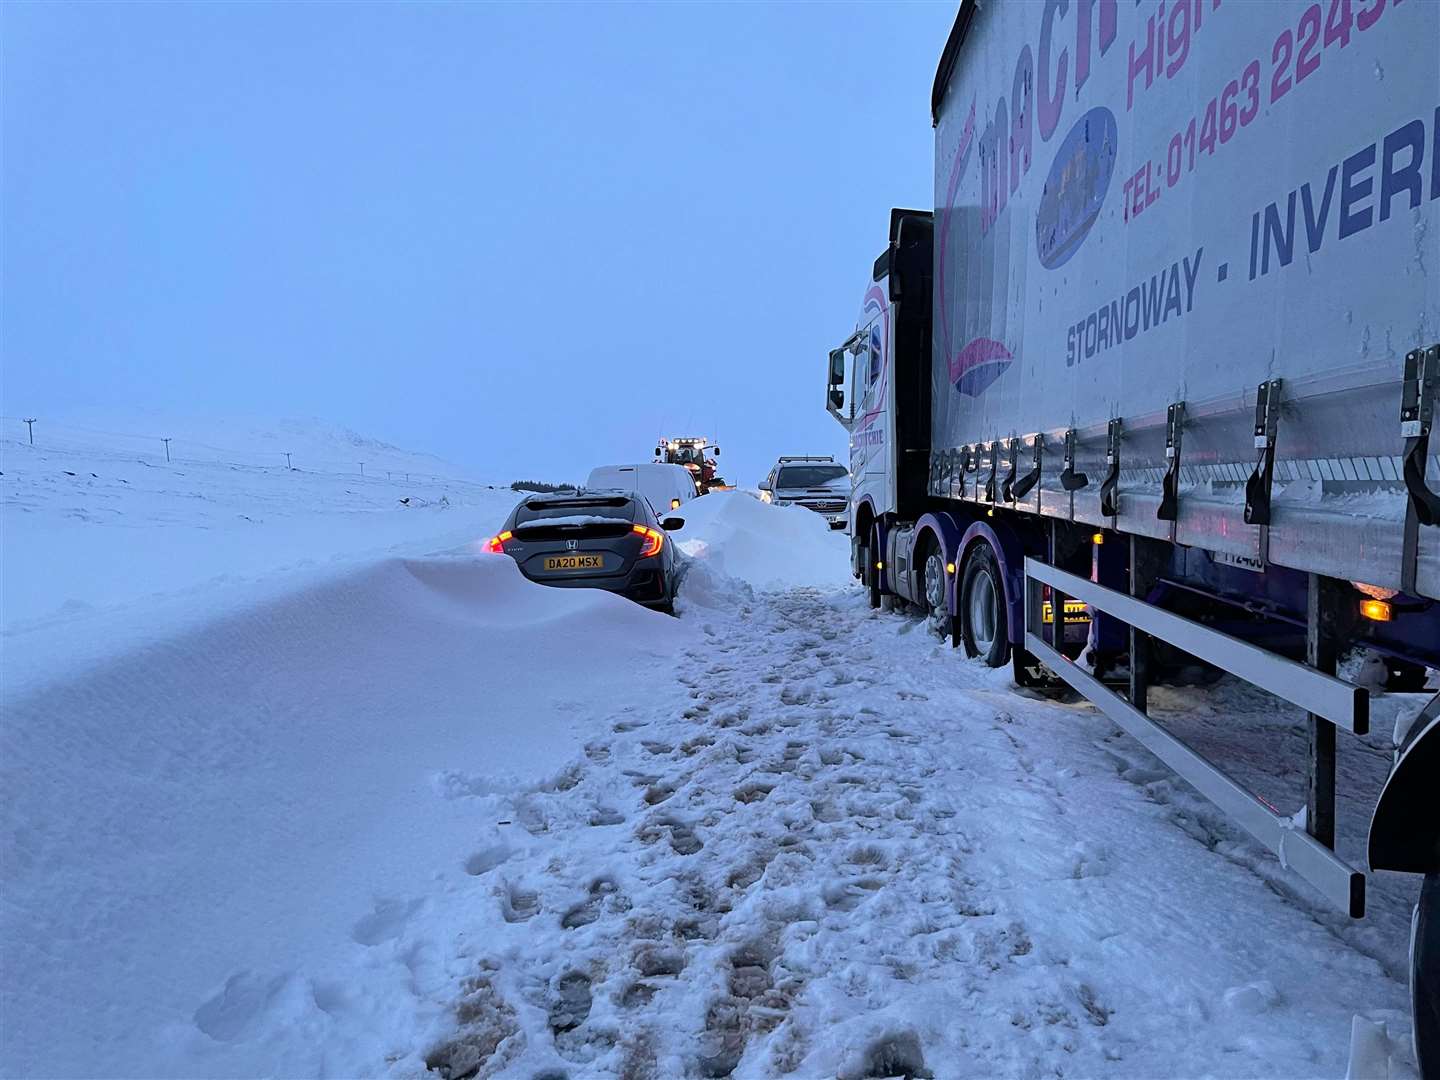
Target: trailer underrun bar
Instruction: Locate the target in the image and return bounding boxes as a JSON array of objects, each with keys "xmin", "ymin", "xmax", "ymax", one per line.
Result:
[{"xmin": 1022, "ymin": 558, "xmax": 1368, "ymax": 918}]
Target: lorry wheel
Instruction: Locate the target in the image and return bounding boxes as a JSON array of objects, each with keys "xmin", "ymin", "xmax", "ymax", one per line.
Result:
[
  {"xmin": 923, "ymin": 546, "xmax": 953, "ymax": 639},
  {"xmin": 1415, "ymin": 872, "xmax": 1440, "ymax": 1078},
  {"xmin": 858, "ymin": 533, "xmax": 879, "ymax": 608},
  {"xmin": 960, "ymin": 544, "xmax": 1010, "ymax": 667},
  {"xmin": 868, "ymin": 526, "xmax": 883, "ymax": 609}
]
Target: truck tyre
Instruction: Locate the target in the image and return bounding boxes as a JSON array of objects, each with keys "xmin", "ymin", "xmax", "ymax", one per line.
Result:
[
  {"xmin": 868, "ymin": 525, "xmax": 884, "ymax": 609},
  {"xmin": 858, "ymin": 532, "xmax": 880, "ymax": 609},
  {"xmin": 960, "ymin": 544, "xmax": 1010, "ymax": 667},
  {"xmin": 1415, "ymin": 872, "xmax": 1439, "ymax": 1078},
  {"xmin": 922, "ymin": 543, "xmax": 953, "ymax": 640}
]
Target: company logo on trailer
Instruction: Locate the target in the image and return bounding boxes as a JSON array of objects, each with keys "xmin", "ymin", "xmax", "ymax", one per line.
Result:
[
  {"xmin": 937, "ymin": 99, "xmax": 1014, "ymax": 399},
  {"xmin": 949, "ymin": 337, "xmax": 1013, "ymax": 397},
  {"xmin": 1036, "ymin": 107, "xmax": 1119, "ymax": 270}
]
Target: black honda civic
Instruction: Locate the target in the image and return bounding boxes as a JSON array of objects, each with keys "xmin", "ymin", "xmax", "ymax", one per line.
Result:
[{"xmin": 485, "ymin": 489, "xmax": 685, "ymax": 613}]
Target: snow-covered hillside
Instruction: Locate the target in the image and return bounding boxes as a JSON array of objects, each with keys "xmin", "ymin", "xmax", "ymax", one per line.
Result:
[
  {"xmin": 0, "ymin": 459, "xmax": 1424, "ymax": 1078},
  {"xmin": 1, "ymin": 413, "xmax": 518, "ymax": 648},
  {"xmin": 2, "ymin": 410, "xmax": 477, "ymax": 480}
]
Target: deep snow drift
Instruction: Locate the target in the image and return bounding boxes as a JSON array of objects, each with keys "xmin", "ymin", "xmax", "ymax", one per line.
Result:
[
  {"xmin": 0, "ymin": 479, "xmax": 1423, "ymax": 1078},
  {"xmin": 673, "ymin": 492, "xmax": 851, "ymax": 592},
  {"xmin": 2, "ymin": 555, "xmax": 686, "ymax": 1078}
]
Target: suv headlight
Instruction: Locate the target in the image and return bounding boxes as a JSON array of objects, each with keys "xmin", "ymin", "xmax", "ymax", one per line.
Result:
[{"xmin": 759, "ymin": 490, "xmax": 772, "ymax": 503}]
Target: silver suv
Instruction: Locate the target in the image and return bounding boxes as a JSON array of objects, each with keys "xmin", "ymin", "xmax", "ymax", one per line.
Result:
[{"xmin": 758, "ymin": 456, "xmax": 850, "ymax": 530}]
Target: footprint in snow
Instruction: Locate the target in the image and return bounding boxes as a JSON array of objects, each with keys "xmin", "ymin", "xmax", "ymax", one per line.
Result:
[
  {"xmin": 500, "ymin": 882, "xmax": 541, "ymax": 923},
  {"xmin": 560, "ymin": 876, "xmax": 620, "ymax": 930},
  {"xmin": 733, "ymin": 782, "xmax": 774, "ymax": 805},
  {"xmin": 634, "ymin": 943, "xmax": 685, "ymax": 977},
  {"xmin": 547, "ymin": 971, "xmax": 593, "ymax": 1033},
  {"xmin": 350, "ymin": 897, "xmax": 424, "ymax": 946},
  {"xmin": 463, "ymin": 843, "xmax": 512, "ymax": 877}
]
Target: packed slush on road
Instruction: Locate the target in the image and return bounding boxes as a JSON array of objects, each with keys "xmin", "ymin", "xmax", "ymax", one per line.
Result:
[{"xmin": 3, "ymin": 2, "xmax": 1438, "ymax": 1078}]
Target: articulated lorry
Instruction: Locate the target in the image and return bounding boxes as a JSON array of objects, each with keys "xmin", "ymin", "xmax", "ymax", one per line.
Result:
[{"xmin": 825, "ymin": 0, "xmax": 1439, "ymax": 1067}]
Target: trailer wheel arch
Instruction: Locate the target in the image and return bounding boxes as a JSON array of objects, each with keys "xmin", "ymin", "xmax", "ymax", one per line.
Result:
[
  {"xmin": 957, "ymin": 518, "xmax": 1029, "ymax": 646},
  {"xmin": 1370, "ymin": 700, "xmax": 1440, "ymax": 876}
]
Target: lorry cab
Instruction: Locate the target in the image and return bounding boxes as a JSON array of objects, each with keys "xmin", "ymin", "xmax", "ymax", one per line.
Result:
[{"xmin": 826, "ymin": 209, "xmax": 934, "ymax": 577}]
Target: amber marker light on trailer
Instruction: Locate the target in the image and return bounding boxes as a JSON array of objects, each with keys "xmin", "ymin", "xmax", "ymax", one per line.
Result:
[
  {"xmin": 1359, "ymin": 598, "xmax": 1392, "ymax": 622},
  {"xmin": 1092, "ymin": 532, "xmax": 1105, "ymax": 544},
  {"xmin": 485, "ymin": 531, "xmax": 512, "ymax": 554},
  {"xmin": 633, "ymin": 524, "xmax": 664, "ymax": 558},
  {"xmin": 671, "ymin": 498, "xmax": 681, "ymax": 509},
  {"xmin": 946, "ymin": 562, "xmax": 956, "ymax": 574}
]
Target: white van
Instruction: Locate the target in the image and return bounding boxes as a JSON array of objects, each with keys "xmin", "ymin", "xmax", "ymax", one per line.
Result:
[{"xmin": 586, "ymin": 463, "xmax": 699, "ymax": 516}]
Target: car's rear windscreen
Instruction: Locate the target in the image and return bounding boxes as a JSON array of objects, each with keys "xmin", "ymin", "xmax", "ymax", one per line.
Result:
[
  {"xmin": 516, "ymin": 498, "xmax": 633, "ymax": 524},
  {"xmin": 778, "ymin": 465, "xmax": 847, "ymax": 487}
]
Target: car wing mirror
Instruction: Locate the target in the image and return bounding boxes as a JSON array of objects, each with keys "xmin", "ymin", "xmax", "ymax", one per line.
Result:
[{"xmin": 661, "ymin": 516, "xmax": 685, "ymax": 531}]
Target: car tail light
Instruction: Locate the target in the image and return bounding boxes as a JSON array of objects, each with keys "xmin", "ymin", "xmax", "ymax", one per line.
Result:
[
  {"xmin": 485, "ymin": 530, "xmax": 513, "ymax": 554},
  {"xmin": 633, "ymin": 524, "xmax": 664, "ymax": 558}
]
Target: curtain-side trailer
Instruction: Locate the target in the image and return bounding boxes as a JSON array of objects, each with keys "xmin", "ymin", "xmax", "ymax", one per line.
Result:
[{"xmin": 826, "ymin": 0, "xmax": 1439, "ymax": 1069}]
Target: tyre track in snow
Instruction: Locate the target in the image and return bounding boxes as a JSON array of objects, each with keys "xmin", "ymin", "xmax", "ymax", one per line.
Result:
[{"xmin": 422, "ymin": 582, "xmax": 1412, "ymax": 1079}]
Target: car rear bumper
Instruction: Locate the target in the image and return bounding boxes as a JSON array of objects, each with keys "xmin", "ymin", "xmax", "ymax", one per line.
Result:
[{"xmin": 519, "ymin": 560, "xmax": 670, "ymax": 605}]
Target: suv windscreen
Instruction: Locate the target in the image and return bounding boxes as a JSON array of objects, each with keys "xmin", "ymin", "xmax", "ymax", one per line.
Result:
[
  {"xmin": 516, "ymin": 498, "xmax": 633, "ymax": 524},
  {"xmin": 777, "ymin": 465, "xmax": 847, "ymax": 488}
]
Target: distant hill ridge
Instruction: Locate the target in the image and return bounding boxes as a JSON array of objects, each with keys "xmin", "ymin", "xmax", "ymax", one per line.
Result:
[{"xmin": 2, "ymin": 409, "xmax": 476, "ymax": 479}]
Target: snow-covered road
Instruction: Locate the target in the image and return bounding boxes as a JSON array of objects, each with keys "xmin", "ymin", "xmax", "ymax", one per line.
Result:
[
  {"xmin": 0, "ymin": 473, "xmax": 1420, "ymax": 1078},
  {"xmin": 424, "ymin": 536, "xmax": 1413, "ymax": 1079}
]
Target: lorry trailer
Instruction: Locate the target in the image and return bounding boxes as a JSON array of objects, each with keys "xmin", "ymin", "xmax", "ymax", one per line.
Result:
[{"xmin": 825, "ymin": 0, "xmax": 1439, "ymax": 1068}]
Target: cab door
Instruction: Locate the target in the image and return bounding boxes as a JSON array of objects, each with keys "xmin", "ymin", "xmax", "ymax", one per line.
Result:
[{"xmin": 849, "ymin": 302, "xmax": 891, "ymax": 518}]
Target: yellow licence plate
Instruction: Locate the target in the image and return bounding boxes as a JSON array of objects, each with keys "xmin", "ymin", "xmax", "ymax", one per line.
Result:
[
  {"xmin": 1041, "ymin": 600, "xmax": 1090, "ymax": 625},
  {"xmin": 544, "ymin": 554, "xmax": 605, "ymax": 571}
]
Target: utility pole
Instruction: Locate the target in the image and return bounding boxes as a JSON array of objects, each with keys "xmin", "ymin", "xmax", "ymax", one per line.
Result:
[
  {"xmin": 22, "ymin": 418, "xmax": 36, "ymax": 445},
  {"xmin": 162, "ymin": 437, "xmax": 172, "ymax": 462},
  {"xmin": 359, "ymin": 461, "xmax": 365, "ymax": 477},
  {"xmin": 284, "ymin": 452, "xmax": 292, "ymax": 470}
]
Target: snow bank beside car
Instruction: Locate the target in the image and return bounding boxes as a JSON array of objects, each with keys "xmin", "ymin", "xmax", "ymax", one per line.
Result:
[
  {"xmin": 0, "ymin": 554, "xmax": 683, "ymax": 1079},
  {"xmin": 674, "ymin": 491, "xmax": 852, "ymax": 592}
]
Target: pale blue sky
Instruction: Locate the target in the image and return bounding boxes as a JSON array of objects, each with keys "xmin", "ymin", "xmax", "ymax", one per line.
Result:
[{"xmin": 2, "ymin": 1, "xmax": 953, "ymax": 485}]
